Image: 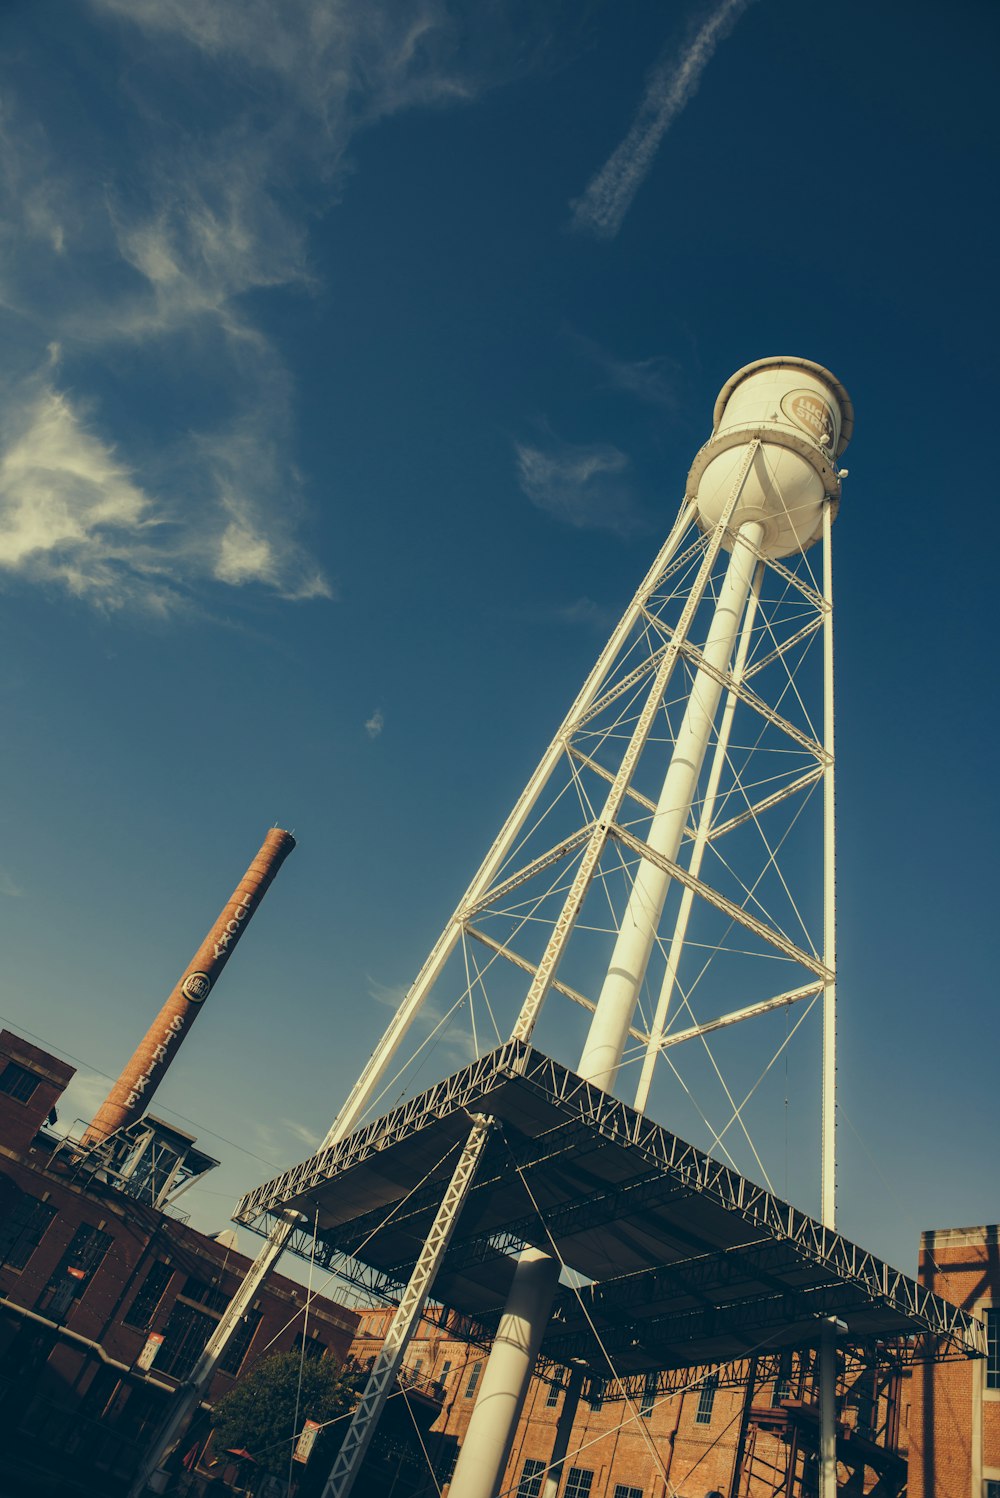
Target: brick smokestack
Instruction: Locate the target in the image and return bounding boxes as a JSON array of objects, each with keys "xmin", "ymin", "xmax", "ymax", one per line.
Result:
[{"xmin": 84, "ymin": 828, "xmax": 296, "ymax": 1145}]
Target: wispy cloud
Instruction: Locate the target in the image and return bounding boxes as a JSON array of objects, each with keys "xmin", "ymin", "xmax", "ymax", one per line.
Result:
[
  {"xmin": 0, "ymin": 363, "xmax": 163, "ymax": 609},
  {"xmin": 515, "ymin": 435, "xmax": 641, "ymax": 535},
  {"xmin": 568, "ymin": 329, "xmax": 683, "ymax": 410},
  {"xmin": 552, "ymin": 596, "xmax": 616, "ymax": 630},
  {"xmin": 0, "ymin": 352, "xmax": 327, "ymax": 610},
  {"xmin": 364, "ymin": 708, "xmax": 385, "ymax": 739},
  {"xmin": 0, "ymin": 867, "xmax": 22, "ymax": 898},
  {"xmin": 570, "ymin": 0, "xmax": 755, "ymax": 239},
  {"xmin": 0, "ymin": 2, "xmax": 529, "ymax": 614}
]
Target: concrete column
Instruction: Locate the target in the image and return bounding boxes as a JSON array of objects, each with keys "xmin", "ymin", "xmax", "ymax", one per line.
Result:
[{"xmin": 447, "ymin": 1250, "xmax": 561, "ymax": 1498}]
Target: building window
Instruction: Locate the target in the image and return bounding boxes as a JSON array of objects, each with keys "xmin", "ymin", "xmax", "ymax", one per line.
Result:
[
  {"xmin": 984, "ymin": 1482, "xmax": 1000, "ymax": 1498},
  {"xmin": 587, "ymin": 1375, "xmax": 605, "ymax": 1411},
  {"xmin": 545, "ymin": 1372, "xmax": 562, "ymax": 1407},
  {"xmin": 157, "ymin": 1300, "xmax": 218, "ymax": 1379},
  {"xmin": 987, "ymin": 1308, "xmax": 1000, "ymax": 1390},
  {"xmin": 517, "ymin": 1458, "xmax": 546, "ymax": 1498},
  {"xmin": 614, "ymin": 1487, "xmax": 643, "ymax": 1498},
  {"xmin": 292, "ymin": 1330, "xmax": 328, "ymax": 1362},
  {"xmin": 465, "ymin": 1361, "xmax": 483, "ymax": 1397},
  {"xmin": 439, "ymin": 1359, "xmax": 452, "ymax": 1382},
  {"xmin": 219, "ymin": 1309, "xmax": 262, "ymax": 1375},
  {"xmin": 771, "ymin": 1351, "xmax": 793, "ymax": 1405},
  {"xmin": 179, "ymin": 1276, "xmax": 229, "ymax": 1313},
  {"xmin": 695, "ymin": 1373, "xmax": 718, "ymax": 1425},
  {"xmin": 40, "ymin": 1224, "xmax": 113, "ymax": 1319},
  {"xmin": 564, "ymin": 1469, "xmax": 594, "ymax": 1498},
  {"xmin": 0, "ymin": 1061, "xmax": 41, "ymax": 1104},
  {"xmin": 123, "ymin": 1261, "xmax": 173, "ymax": 1330},
  {"xmin": 640, "ymin": 1371, "xmax": 657, "ymax": 1418},
  {"xmin": 0, "ymin": 1191, "xmax": 56, "ymax": 1270}
]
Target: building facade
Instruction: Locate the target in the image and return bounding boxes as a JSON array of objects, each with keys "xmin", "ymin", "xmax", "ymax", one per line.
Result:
[
  {"xmin": 0, "ymin": 1029, "xmax": 358, "ymax": 1494},
  {"xmin": 907, "ymin": 1225, "xmax": 1000, "ymax": 1498}
]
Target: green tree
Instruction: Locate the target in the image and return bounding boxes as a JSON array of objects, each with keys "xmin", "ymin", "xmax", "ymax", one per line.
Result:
[{"xmin": 210, "ymin": 1350, "xmax": 358, "ymax": 1488}]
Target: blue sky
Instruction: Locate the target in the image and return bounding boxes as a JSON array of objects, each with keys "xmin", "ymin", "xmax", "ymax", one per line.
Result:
[{"xmin": 0, "ymin": 0, "xmax": 997, "ymax": 1281}]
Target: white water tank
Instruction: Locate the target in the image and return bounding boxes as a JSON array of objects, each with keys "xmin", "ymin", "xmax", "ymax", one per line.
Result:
[{"xmin": 686, "ymin": 357, "xmax": 853, "ymax": 558}]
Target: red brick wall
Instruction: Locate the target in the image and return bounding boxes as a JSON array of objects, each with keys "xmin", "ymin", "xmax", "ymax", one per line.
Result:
[{"xmin": 909, "ymin": 1224, "xmax": 999, "ymax": 1498}]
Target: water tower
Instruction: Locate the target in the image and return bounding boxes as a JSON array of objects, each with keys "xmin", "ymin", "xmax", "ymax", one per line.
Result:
[{"xmin": 135, "ymin": 362, "xmax": 981, "ymax": 1498}]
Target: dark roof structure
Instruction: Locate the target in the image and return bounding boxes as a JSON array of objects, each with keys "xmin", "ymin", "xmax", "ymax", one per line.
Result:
[{"xmin": 235, "ymin": 1042, "xmax": 983, "ymax": 1376}]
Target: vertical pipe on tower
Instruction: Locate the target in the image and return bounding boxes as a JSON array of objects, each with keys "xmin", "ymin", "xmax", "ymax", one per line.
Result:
[
  {"xmin": 578, "ymin": 519, "xmax": 764, "ymax": 1089},
  {"xmin": 633, "ymin": 564, "xmax": 762, "ymax": 1113},
  {"xmin": 447, "ymin": 519, "xmax": 765, "ymax": 1498},
  {"xmin": 84, "ymin": 827, "xmax": 295, "ymax": 1146}
]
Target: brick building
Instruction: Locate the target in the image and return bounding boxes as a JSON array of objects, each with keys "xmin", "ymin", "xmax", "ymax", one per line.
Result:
[
  {"xmin": 0, "ymin": 1029, "xmax": 359, "ymax": 1494},
  {"xmin": 907, "ymin": 1225, "xmax": 1000, "ymax": 1498},
  {"xmin": 347, "ymin": 1305, "xmax": 912, "ymax": 1498}
]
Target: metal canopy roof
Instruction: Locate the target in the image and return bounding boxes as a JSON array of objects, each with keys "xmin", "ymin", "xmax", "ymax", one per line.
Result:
[{"xmin": 235, "ymin": 1042, "xmax": 982, "ymax": 1375}]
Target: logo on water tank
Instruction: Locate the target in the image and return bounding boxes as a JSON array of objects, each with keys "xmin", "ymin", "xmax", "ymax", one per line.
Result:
[
  {"xmin": 181, "ymin": 971, "xmax": 212, "ymax": 1003},
  {"xmin": 780, "ymin": 389, "xmax": 836, "ymax": 449}
]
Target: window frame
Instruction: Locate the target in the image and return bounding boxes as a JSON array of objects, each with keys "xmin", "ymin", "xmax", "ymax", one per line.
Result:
[
  {"xmin": 564, "ymin": 1468, "xmax": 594, "ymax": 1498},
  {"xmin": 695, "ymin": 1373, "xmax": 718, "ymax": 1425},
  {"xmin": 0, "ymin": 1061, "xmax": 41, "ymax": 1104},
  {"xmin": 516, "ymin": 1458, "xmax": 546, "ymax": 1498},
  {"xmin": 0, "ymin": 1191, "xmax": 56, "ymax": 1270}
]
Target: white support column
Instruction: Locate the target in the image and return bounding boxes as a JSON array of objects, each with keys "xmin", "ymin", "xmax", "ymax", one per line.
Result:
[
  {"xmin": 447, "ymin": 1250, "xmax": 562, "ymax": 1498},
  {"xmin": 510, "ymin": 452, "xmax": 758, "ymax": 1049},
  {"xmin": 578, "ymin": 518, "xmax": 765, "ymax": 1091},
  {"xmin": 821, "ymin": 499, "xmax": 836, "ymax": 1227},
  {"xmin": 449, "ymin": 514, "xmax": 765, "ymax": 1498},
  {"xmin": 819, "ymin": 500, "xmax": 838, "ymax": 1498},
  {"xmin": 633, "ymin": 563, "xmax": 762, "ymax": 1114},
  {"xmin": 819, "ymin": 1318, "xmax": 839, "ymax": 1498}
]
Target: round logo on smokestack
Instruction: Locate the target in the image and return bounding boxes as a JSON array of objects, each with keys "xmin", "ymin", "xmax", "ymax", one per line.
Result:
[{"xmin": 181, "ymin": 972, "xmax": 212, "ymax": 1003}]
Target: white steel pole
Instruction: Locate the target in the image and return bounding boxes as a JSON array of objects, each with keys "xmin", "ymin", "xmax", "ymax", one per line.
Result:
[
  {"xmin": 821, "ymin": 499, "xmax": 836, "ymax": 1228},
  {"xmin": 819, "ymin": 1318, "xmax": 839, "ymax": 1498},
  {"xmin": 633, "ymin": 564, "xmax": 762, "ymax": 1114},
  {"xmin": 578, "ymin": 519, "xmax": 765, "ymax": 1091},
  {"xmin": 449, "ymin": 517, "xmax": 766, "ymax": 1498},
  {"xmin": 819, "ymin": 500, "xmax": 838, "ymax": 1498}
]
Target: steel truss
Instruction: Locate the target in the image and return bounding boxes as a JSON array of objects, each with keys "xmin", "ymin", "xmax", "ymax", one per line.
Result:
[
  {"xmin": 236, "ymin": 1041, "xmax": 984, "ymax": 1369},
  {"xmin": 308, "ymin": 478, "xmax": 842, "ymax": 1197}
]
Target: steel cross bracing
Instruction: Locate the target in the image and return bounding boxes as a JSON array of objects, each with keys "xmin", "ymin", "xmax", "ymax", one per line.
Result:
[
  {"xmin": 133, "ymin": 408, "xmax": 858, "ymax": 1494},
  {"xmin": 312, "ymin": 466, "xmax": 843, "ymax": 1212}
]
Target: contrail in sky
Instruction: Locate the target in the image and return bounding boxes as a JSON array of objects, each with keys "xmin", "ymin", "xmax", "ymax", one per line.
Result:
[{"xmin": 571, "ymin": 0, "xmax": 756, "ymax": 239}]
